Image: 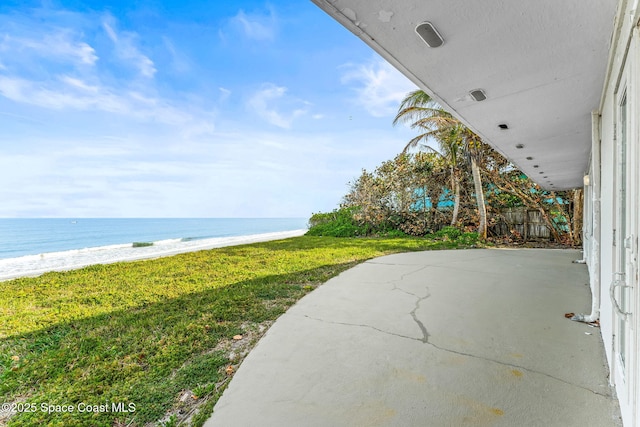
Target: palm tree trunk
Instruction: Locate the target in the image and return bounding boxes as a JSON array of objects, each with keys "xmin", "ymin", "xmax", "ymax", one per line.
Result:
[
  {"xmin": 422, "ymin": 186, "xmax": 428, "ymax": 233},
  {"xmin": 572, "ymin": 189, "xmax": 583, "ymax": 245},
  {"xmin": 450, "ymin": 171, "xmax": 460, "ymax": 226},
  {"xmin": 470, "ymin": 157, "xmax": 487, "ymax": 239}
]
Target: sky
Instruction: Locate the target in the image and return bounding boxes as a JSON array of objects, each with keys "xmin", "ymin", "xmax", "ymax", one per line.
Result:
[{"xmin": 0, "ymin": 0, "xmax": 418, "ymax": 218}]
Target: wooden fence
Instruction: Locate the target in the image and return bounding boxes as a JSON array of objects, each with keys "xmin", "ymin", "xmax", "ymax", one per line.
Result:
[{"xmin": 491, "ymin": 207, "xmax": 551, "ymax": 240}]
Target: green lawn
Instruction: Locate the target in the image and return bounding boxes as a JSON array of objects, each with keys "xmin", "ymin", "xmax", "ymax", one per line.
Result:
[{"xmin": 0, "ymin": 235, "xmax": 475, "ymax": 426}]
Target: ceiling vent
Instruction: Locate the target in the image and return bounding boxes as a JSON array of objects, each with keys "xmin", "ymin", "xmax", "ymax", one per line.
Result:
[
  {"xmin": 415, "ymin": 22, "xmax": 444, "ymax": 47},
  {"xmin": 470, "ymin": 89, "xmax": 486, "ymax": 101}
]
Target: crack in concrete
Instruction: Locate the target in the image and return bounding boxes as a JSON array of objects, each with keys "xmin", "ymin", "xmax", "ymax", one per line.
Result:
[
  {"xmin": 366, "ymin": 254, "xmax": 506, "ymax": 278},
  {"xmin": 423, "ymin": 340, "xmax": 613, "ymax": 399},
  {"xmin": 301, "ymin": 314, "xmax": 423, "ymax": 342},
  {"xmin": 365, "ymin": 261, "xmax": 431, "ymax": 266},
  {"xmin": 366, "ymin": 252, "xmax": 501, "ymax": 267},
  {"xmin": 410, "ymin": 298, "xmax": 430, "ymax": 343},
  {"xmin": 298, "ymin": 314, "xmax": 612, "ymax": 399},
  {"xmin": 302, "ymin": 253, "xmax": 610, "ymax": 399},
  {"xmin": 388, "ymin": 265, "xmax": 431, "ymax": 343}
]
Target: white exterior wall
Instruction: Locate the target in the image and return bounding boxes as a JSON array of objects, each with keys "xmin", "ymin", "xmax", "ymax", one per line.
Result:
[
  {"xmin": 600, "ymin": 89, "xmax": 615, "ymax": 369},
  {"xmin": 594, "ymin": 1, "xmax": 640, "ymax": 425}
]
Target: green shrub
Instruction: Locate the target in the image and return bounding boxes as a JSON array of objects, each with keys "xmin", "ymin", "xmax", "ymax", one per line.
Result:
[
  {"xmin": 434, "ymin": 226, "xmax": 462, "ymax": 240},
  {"xmin": 306, "ymin": 207, "xmax": 370, "ymax": 237},
  {"xmin": 459, "ymin": 232, "xmax": 479, "ymax": 245},
  {"xmin": 383, "ymin": 229, "xmax": 410, "ymax": 238}
]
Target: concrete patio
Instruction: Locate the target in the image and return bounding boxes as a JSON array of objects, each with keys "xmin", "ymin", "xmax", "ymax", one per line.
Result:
[{"xmin": 206, "ymin": 248, "xmax": 622, "ymax": 426}]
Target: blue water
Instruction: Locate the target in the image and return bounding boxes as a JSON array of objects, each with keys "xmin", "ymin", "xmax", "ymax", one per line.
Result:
[{"xmin": 0, "ymin": 218, "xmax": 308, "ymax": 260}]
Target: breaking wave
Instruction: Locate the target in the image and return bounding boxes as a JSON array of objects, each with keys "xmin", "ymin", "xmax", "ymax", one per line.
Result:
[{"xmin": 0, "ymin": 230, "xmax": 307, "ymax": 281}]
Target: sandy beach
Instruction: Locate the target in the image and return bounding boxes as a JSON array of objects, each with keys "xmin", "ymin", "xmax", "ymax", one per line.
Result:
[{"xmin": 0, "ymin": 229, "xmax": 307, "ymax": 281}]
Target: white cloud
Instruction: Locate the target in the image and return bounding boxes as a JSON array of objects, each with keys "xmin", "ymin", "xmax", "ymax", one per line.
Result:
[
  {"xmin": 0, "ymin": 114, "xmax": 414, "ymax": 217},
  {"xmin": 60, "ymin": 75, "xmax": 100, "ymax": 93},
  {"xmin": 247, "ymin": 83, "xmax": 309, "ymax": 129},
  {"xmin": 0, "ymin": 10, "xmax": 215, "ymax": 138},
  {"xmin": 1, "ymin": 76, "xmax": 103, "ymax": 110},
  {"xmin": 0, "ymin": 31, "xmax": 98, "ymax": 66},
  {"xmin": 0, "ymin": 3, "xmax": 419, "ymax": 218},
  {"xmin": 0, "ymin": 74, "xmax": 120, "ymax": 111},
  {"xmin": 0, "ymin": 74, "xmax": 204, "ymax": 127},
  {"xmin": 0, "ymin": 10, "xmax": 196, "ymax": 127},
  {"xmin": 219, "ymin": 87, "xmax": 231, "ymax": 102},
  {"xmin": 229, "ymin": 7, "xmax": 277, "ymax": 41},
  {"xmin": 162, "ymin": 36, "xmax": 189, "ymax": 73},
  {"xmin": 341, "ymin": 58, "xmax": 417, "ymax": 117},
  {"xmin": 103, "ymin": 17, "xmax": 156, "ymax": 78},
  {"xmin": 179, "ymin": 119, "xmax": 216, "ymax": 140}
]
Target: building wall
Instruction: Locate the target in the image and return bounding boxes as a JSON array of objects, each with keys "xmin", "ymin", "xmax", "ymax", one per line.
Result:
[
  {"xmin": 600, "ymin": 79, "xmax": 616, "ymax": 370},
  {"xmin": 594, "ymin": 1, "xmax": 640, "ymax": 424}
]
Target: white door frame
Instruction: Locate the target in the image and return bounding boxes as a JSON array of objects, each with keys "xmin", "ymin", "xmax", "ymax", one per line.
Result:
[{"xmin": 611, "ymin": 27, "xmax": 639, "ymax": 425}]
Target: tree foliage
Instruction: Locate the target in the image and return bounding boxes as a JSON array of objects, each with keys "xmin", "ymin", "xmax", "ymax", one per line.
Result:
[
  {"xmin": 341, "ymin": 152, "xmax": 451, "ymax": 236},
  {"xmin": 481, "ymin": 145, "xmax": 582, "ymax": 245},
  {"xmin": 393, "ymin": 90, "xmax": 488, "ymax": 238},
  {"xmin": 308, "ymin": 90, "xmax": 582, "ymax": 246}
]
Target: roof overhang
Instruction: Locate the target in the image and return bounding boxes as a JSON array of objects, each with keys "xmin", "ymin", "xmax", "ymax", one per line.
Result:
[{"xmin": 312, "ymin": 0, "xmax": 618, "ymax": 190}]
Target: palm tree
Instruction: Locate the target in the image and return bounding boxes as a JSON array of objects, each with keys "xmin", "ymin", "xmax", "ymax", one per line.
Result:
[
  {"xmin": 434, "ymin": 126, "xmax": 463, "ymax": 227},
  {"xmin": 462, "ymin": 130, "xmax": 488, "ymax": 240},
  {"xmin": 393, "ymin": 89, "xmax": 487, "ymax": 239}
]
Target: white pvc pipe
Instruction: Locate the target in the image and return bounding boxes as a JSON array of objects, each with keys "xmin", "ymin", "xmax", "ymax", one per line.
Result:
[{"xmin": 572, "ymin": 111, "xmax": 602, "ymax": 324}]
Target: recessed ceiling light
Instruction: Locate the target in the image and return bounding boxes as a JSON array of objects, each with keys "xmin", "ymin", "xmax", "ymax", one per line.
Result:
[
  {"xmin": 543, "ymin": 176, "xmax": 548, "ymax": 178},
  {"xmin": 539, "ymin": 172, "xmax": 544, "ymax": 174},
  {"xmin": 415, "ymin": 22, "xmax": 444, "ymax": 47},
  {"xmin": 533, "ymin": 165, "xmax": 539, "ymax": 168},
  {"xmin": 526, "ymin": 156, "xmax": 533, "ymax": 160},
  {"xmin": 470, "ymin": 89, "xmax": 486, "ymax": 101},
  {"xmin": 515, "ymin": 144, "xmax": 524, "ymax": 149},
  {"xmin": 498, "ymin": 123, "xmax": 508, "ymax": 129}
]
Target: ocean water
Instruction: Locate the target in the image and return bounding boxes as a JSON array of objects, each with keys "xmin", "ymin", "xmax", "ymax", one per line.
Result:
[
  {"xmin": 0, "ymin": 218, "xmax": 308, "ymax": 280},
  {"xmin": 0, "ymin": 218, "xmax": 308, "ymax": 260}
]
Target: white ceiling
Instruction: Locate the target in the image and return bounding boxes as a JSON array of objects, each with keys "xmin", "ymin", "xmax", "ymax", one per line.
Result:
[{"xmin": 312, "ymin": 0, "xmax": 619, "ymax": 190}]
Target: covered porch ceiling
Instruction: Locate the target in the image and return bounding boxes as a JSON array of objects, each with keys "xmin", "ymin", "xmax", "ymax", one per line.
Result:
[{"xmin": 312, "ymin": 0, "xmax": 619, "ymax": 190}]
